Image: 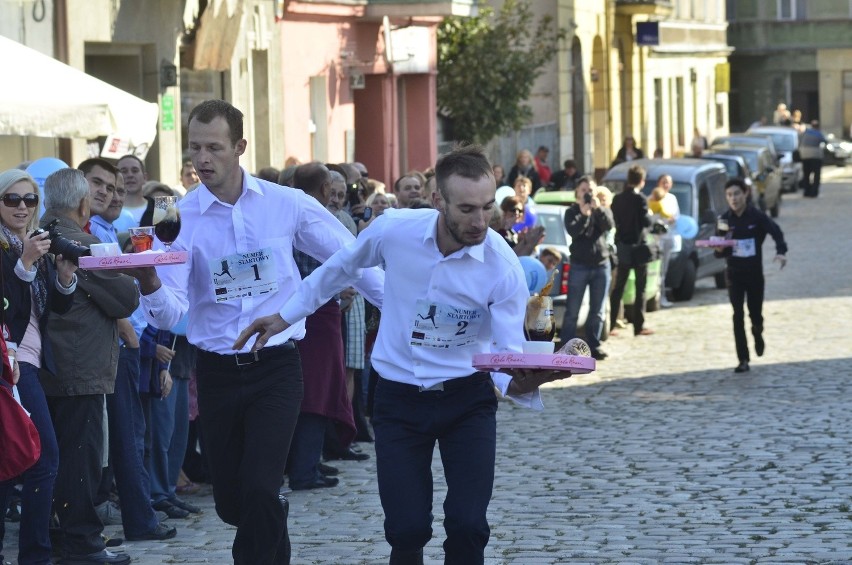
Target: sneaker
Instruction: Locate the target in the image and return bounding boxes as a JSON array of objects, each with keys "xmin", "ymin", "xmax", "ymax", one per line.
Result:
[
  {"xmin": 734, "ymin": 361, "xmax": 750, "ymax": 373},
  {"xmin": 95, "ymin": 501, "xmax": 123, "ymax": 526},
  {"xmin": 168, "ymin": 496, "xmax": 201, "ymax": 514},
  {"xmin": 125, "ymin": 522, "xmax": 177, "ymax": 541},
  {"xmin": 755, "ymin": 334, "xmax": 765, "ymax": 357},
  {"xmin": 152, "ymin": 500, "xmax": 189, "ymax": 519},
  {"xmin": 61, "ymin": 548, "xmax": 131, "ymax": 565}
]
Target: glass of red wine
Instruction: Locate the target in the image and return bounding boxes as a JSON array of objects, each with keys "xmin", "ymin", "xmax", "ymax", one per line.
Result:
[{"xmin": 153, "ymin": 196, "xmax": 181, "ymax": 251}]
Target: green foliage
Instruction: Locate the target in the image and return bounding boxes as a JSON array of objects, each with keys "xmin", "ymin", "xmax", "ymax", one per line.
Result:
[{"xmin": 437, "ymin": 0, "xmax": 565, "ymax": 144}]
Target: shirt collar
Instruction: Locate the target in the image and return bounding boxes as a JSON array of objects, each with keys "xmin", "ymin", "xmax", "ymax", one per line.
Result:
[
  {"xmin": 196, "ymin": 167, "xmax": 263, "ymax": 214},
  {"xmin": 90, "ymin": 215, "xmax": 113, "ymax": 230},
  {"xmin": 421, "ymin": 211, "xmax": 486, "ymax": 263}
]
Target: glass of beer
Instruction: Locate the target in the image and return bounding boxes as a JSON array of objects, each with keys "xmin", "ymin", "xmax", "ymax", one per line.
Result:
[
  {"xmin": 129, "ymin": 226, "xmax": 154, "ymax": 252},
  {"xmin": 153, "ymin": 196, "xmax": 181, "ymax": 251},
  {"xmin": 524, "ymin": 295, "xmax": 555, "ymax": 342}
]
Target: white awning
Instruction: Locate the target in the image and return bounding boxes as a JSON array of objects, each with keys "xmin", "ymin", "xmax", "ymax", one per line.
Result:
[{"xmin": 0, "ymin": 35, "xmax": 159, "ymax": 150}]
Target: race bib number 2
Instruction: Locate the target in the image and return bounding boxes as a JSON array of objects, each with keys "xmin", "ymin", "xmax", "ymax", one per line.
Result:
[
  {"xmin": 410, "ymin": 299, "xmax": 485, "ymax": 348},
  {"xmin": 210, "ymin": 248, "xmax": 278, "ymax": 302}
]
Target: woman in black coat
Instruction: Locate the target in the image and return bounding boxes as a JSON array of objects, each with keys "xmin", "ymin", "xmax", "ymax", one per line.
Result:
[{"xmin": 0, "ymin": 169, "xmax": 77, "ymax": 565}]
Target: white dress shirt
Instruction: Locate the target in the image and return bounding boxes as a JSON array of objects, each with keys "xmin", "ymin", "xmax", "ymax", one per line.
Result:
[
  {"xmin": 141, "ymin": 169, "xmax": 384, "ymax": 354},
  {"xmin": 280, "ymin": 208, "xmax": 543, "ymax": 409}
]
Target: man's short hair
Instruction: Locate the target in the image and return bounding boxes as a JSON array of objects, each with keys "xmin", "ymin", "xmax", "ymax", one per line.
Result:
[
  {"xmin": 435, "ymin": 144, "xmax": 493, "ymax": 203},
  {"xmin": 564, "ymin": 159, "xmax": 577, "ymax": 169},
  {"xmin": 725, "ymin": 177, "xmax": 749, "ymax": 194},
  {"xmin": 78, "ymin": 158, "xmax": 118, "ymax": 177},
  {"xmin": 537, "ymin": 145, "xmax": 549, "ymax": 153},
  {"xmin": 117, "ymin": 154, "xmax": 146, "ymax": 173},
  {"xmin": 255, "ymin": 167, "xmax": 280, "ymax": 184},
  {"xmin": 45, "ymin": 169, "xmax": 89, "ymax": 211},
  {"xmin": 278, "ymin": 166, "xmax": 298, "ymax": 187},
  {"xmin": 328, "ymin": 170, "xmax": 345, "ymax": 185},
  {"xmin": 292, "ymin": 162, "xmax": 330, "ymax": 196},
  {"xmin": 187, "ymin": 99, "xmax": 244, "ymax": 145},
  {"xmin": 626, "ymin": 164, "xmax": 646, "ymax": 188}
]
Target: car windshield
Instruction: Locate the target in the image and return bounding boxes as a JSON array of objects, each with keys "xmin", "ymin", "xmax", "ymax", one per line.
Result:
[
  {"xmin": 705, "ymin": 157, "xmax": 739, "ymax": 178},
  {"xmin": 760, "ymin": 132, "xmax": 796, "ymax": 152},
  {"xmin": 535, "ymin": 210, "xmax": 568, "ymax": 246}
]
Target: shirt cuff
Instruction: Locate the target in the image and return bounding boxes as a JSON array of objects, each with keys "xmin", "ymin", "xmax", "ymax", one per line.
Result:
[
  {"xmin": 55, "ymin": 273, "xmax": 77, "ymax": 295},
  {"xmin": 490, "ymin": 371, "xmax": 544, "ymax": 410},
  {"xmin": 14, "ymin": 259, "xmax": 36, "ymax": 282}
]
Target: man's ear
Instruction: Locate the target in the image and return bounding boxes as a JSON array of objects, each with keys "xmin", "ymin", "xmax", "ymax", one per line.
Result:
[
  {"xmin": 78, "ymin": 196, "xmax": 91, "ymax": 223},
  {"xmin": 235, "ymin": 139, "xmax": 247, "ymax": 157},
  {"xmin": 432, "ymin": 190, "xmax": 443, "ymax": 210}
]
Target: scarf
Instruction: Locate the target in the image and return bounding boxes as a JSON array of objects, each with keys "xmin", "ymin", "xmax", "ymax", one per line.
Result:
[{"xmin": 2, "ymin": 225, "xmax": 48, "ymax": 318}]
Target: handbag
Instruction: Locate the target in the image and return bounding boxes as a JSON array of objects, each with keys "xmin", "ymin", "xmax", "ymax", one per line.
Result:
[
  {"xmin": 631, "ymin": 241, "xmax": 655, "ymax": 265},
  {"xmin": 0, "ymin": 335, "xmax": 41, "ymax": 482}
]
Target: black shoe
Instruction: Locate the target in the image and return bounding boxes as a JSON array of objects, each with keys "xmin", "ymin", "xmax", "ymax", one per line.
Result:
[
  {"xmin": 755, "ymin": 335, "xmax": 765, "ymax": 357},
  {"xmin": 317, "ymin": 462, "xmax": 339, "ymax": 476},
  {"xmin": 591, "ymin": 349, "xmax": 608, "ymax": 361},
  {"xmin": 291, "ymin": 475, "xmax": 339, "ymax": 491},
  {"xmin": 152, "ymin": 500, "xmax": 190, "ymax": 519},
  {"xmin": 61, "ymin": 549, "xmax": 131, "ymax": 565},
  {"xmin": 326, "ymin": 447, "xmax": 370, "ymax": 462},
  {"xmin": 125, "ymin": 522, "xmax": 177, "ymax": 541},
  {"xmin": 169, "ymin": 496, "xmax": 201, "ymax": 514},
  {"xmin": 734, "ymin": 361, "xmax": 750, "ymax": 373},
  {"xmin": 101, "ymin": 534, "xmax": 124, "ymax": 548}
]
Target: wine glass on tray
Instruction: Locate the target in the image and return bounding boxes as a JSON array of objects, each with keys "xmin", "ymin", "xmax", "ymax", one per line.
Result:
[{"xmin": 153, "ymin": 196, "xmax": 181, "ymax": 251}]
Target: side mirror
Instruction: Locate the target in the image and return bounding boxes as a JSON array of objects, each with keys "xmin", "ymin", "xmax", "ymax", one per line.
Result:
[{"xmin": 700, "ymin": 209, "xmax": 716, "ymax": 225}]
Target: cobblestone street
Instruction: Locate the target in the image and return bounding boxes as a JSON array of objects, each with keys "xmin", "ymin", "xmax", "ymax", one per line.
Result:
[{"xmin": 5, "ymin": 170, "xmax": 852, "ymax": 564}]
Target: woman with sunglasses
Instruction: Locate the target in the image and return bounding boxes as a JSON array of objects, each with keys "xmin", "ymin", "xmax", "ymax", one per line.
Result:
[{"xmin": 0, "ymin": 169, "xmax": 77, "ymax": 565}]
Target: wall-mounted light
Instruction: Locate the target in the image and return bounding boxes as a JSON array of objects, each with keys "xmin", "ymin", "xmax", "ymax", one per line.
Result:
[{"xmin": 160, "ymin": 61, "xmax": 178, "ymax": 88}]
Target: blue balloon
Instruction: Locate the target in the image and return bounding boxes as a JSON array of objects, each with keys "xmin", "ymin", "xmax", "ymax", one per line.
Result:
[
  {"xmin": 675, "ymin": 215, "xmax": 699, "ymax": 239},
  {"xmin": 518, "ymin": 256, "xmax": 547, "ymax": 294},
  {"xmin": 170, "ymin": 313, "xmax": 190, "ymax": 336},
  {"xmin": 26, "ymin": 158, "xmax": 69, "ymax": 217}
]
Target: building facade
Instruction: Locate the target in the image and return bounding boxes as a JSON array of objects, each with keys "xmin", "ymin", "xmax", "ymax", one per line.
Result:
[{"xmin": 727, "ymin": 0, "xmax": 852, "ymax": 137}]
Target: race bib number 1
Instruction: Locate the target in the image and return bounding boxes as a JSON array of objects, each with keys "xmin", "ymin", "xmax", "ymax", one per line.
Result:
[
  {"xmin": 410, "ymin": 299, "xmax": 485, "ymax": 348},
  {"xmin": 733, "ymin": 238, "xmax": 756, "ymax": 258},
  {"xmin": 210, "ymin": 248, "xmax": 278, "ymax": 302}
]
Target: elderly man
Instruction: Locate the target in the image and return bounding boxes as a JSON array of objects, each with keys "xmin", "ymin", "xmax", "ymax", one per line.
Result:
[{"xmin": 41, "ymin": 168, "xmax": 139, "ymax": 565}]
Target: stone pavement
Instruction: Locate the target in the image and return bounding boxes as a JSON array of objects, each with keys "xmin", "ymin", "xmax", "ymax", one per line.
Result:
[{"xmin": 4, "ymin": 169, "xmax": 852, "ymax": 564}]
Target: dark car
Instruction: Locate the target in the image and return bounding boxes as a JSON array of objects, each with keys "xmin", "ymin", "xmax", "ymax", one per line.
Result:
[
  {"xmin": 823, "ymin": 133, "xmax": 852, "ymax": 166},
  {"xmin": 602, "ymin": 158, "xmax": 729, "ymax": 301}
]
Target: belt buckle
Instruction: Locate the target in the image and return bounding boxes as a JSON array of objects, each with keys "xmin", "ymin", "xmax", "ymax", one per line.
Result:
[
  {"xmin": 235, "ymin": 351, "xmax": 260, "ymax": 366},
  {"xmin": 418, "ymin": 382, "xmax": 444, "ymax": 392}
]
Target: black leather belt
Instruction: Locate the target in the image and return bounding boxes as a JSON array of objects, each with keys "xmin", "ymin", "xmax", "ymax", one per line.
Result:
[
  {"xmin": 379, "ymin": 372, "xmax": 490, "ymax": 393},
  {"xmin": 198, "ymin": 340, "xmax": 296, "ymax": 367}
]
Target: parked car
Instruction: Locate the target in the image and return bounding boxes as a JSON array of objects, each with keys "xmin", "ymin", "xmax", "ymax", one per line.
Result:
[
  {"xmin": 746, "ymin": 125, "xmax": 803, "ymax": 192},
  {"xmin": 823, "ymin": 133, "xmax": 852, "ymax": 166},
  {"xmin": 707, "ymin": 145, "xmax": 782, "ymax": 217},
  {"xmin": 699, "ymin": 151, "xmax": 755, "ymax": 192},
  {"xmin": 711, "ymin": 133, "xmax": 779, "ymax": 165},
  {"xmin": 602, "ymin": 158, "xmax": 729, "ymax": 301}
]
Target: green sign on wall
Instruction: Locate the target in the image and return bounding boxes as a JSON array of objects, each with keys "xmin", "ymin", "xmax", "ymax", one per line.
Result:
[{"xmin": 162, "ymin": 94, "xmax": 175, "ymax": 131}]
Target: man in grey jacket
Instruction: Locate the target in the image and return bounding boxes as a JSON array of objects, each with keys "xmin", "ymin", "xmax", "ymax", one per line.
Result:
[{"xmin": 41, "ymin": 168, "xmax": 139, "ymax": 565}]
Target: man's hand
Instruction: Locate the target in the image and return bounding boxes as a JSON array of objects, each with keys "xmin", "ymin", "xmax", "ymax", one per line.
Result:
[
  {"xmin": 505, "ymin": 368, "xmax": 572, "ymax": 395},
  {"xmin": 54, "ymin": 253, "xmax": 78, "ymax": 287},
  {"xmin": 155, "ymin": 344, "xmax": 175, "ymax": 364},
  {"xmin": 233, "ymin": 314, "xmax": 290, "ymax": 352},
  {"xmin": 774, "ymin": 254, "xmax": 787, "ymax": 270},
  {"xmin": 159, "ymin": 369, "xmax": 173, "ymax": 398}
]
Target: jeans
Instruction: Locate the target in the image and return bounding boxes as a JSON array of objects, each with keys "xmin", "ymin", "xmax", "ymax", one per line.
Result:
[
  {"xmin": 149, "ymin": 377, "xmax": 190, "ymax": 504},
  {"xmin": 372, "ymin": 374, "xmax": 497, "ymax": 565},
  {"xmin": 196, "ymin": 346, "xmax": 303, "ymax": 565},
  {"xmin": 48, "ymin": 394, "xmax": 106, "ymax": 556},
  {"xmin": 0, "ymin": 362, "xmax": 59, "ymax": 565},
  {"xmin": 802, "ymin": 158, "xmax": 822, "ymax": 197},
  {"xmin": 287, "ymin": 412, "xmax": 328, "ymax": 488},
  {"xmin": 106, "ymin": 346, "xmax": 158, "ymax": 537},
  {"xmin": 559, "ymin": 261, "xmax": 611, "ymax": 351},
  {"xmin": 727, "ymin": 268, "xmax": 764, "ymax": 363}
]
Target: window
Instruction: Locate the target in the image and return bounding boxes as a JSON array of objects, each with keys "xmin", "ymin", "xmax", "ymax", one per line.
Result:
[{"xmin": 777, "ymin": 0, "xmax": 807, "ymax": 20}]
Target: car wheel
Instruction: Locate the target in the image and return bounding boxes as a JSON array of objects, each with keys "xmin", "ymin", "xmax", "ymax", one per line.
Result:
[
  {"xmin": 673, "ymin": 260, "xmax": 696, "ymax": 302},
  {"xmin": 714, "ymin": 271, "xmax": 727, "ymax": 289}
]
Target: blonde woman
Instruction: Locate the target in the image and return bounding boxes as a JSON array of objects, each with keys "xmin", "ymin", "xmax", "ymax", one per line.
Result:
[{"xmin": 506, "ymin": 149, "xmax": 541, "ymax": 192}]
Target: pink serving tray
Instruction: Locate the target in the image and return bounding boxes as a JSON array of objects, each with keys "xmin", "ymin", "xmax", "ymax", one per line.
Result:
[
  {"xmin": 695, "ymin": 239, "xmax": 735, "ymax": 248},
  {"xmin": 472, "ymin": 353, "xmax": 595, "ymax": 374},
  {"xmin": 79, "ymin": 251, "xmax": 188, "ymax": 270}
]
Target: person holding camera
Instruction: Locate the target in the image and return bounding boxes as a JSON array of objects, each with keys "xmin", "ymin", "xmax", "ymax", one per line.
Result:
[
  {"xmin": 0, "ymin": 169, "xmax": 77, "ymax": 565},
  {"xmin": 39, "ymin": 168, "xmax": 139, "ymax": 565},
  {"xmin": 559, "ymin": 176, "xmax": 614, "ymax": 360}
]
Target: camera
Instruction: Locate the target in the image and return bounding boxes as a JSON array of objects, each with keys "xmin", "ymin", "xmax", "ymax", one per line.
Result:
[
  {"xmin": 347, "ymin": 182, "xmax": 362, "ymax": 209},
  {"xmin": 31, "ymin": 219, "xmax": 91, "ymax": 265},
  {"xmin": 650, "ymin": 219, "xmax": 670, "ymax": 235},
  {"xmin": 583, "ymin": 193, "xmax": 593, "ymax": 204}
]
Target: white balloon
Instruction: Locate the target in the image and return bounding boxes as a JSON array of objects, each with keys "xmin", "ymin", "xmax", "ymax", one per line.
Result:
[{"xmin": 495, "ymin": 185, "xmax": 515, "ymax": 206}]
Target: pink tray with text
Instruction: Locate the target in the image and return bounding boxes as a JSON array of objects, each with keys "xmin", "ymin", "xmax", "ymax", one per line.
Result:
[
  {"xmin": 695, "ymin": 239, "xmax": 735, "ymax": 248},
  {"xmin": 79, "ymin": 251, "xmax": 188, "ymax": 270},
  {"xmin": 472, "ymin": 353, "xmax": 596, "ymax": 374}
]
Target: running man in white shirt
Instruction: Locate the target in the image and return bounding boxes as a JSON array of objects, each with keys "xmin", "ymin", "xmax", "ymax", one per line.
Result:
[
  {"xmin": 128, "ymin": 100, "xmax": 383, "ymax": 565},
  {"xmin": 235, "ymin": 144, "xmax": 571, "ymax": 565}
]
